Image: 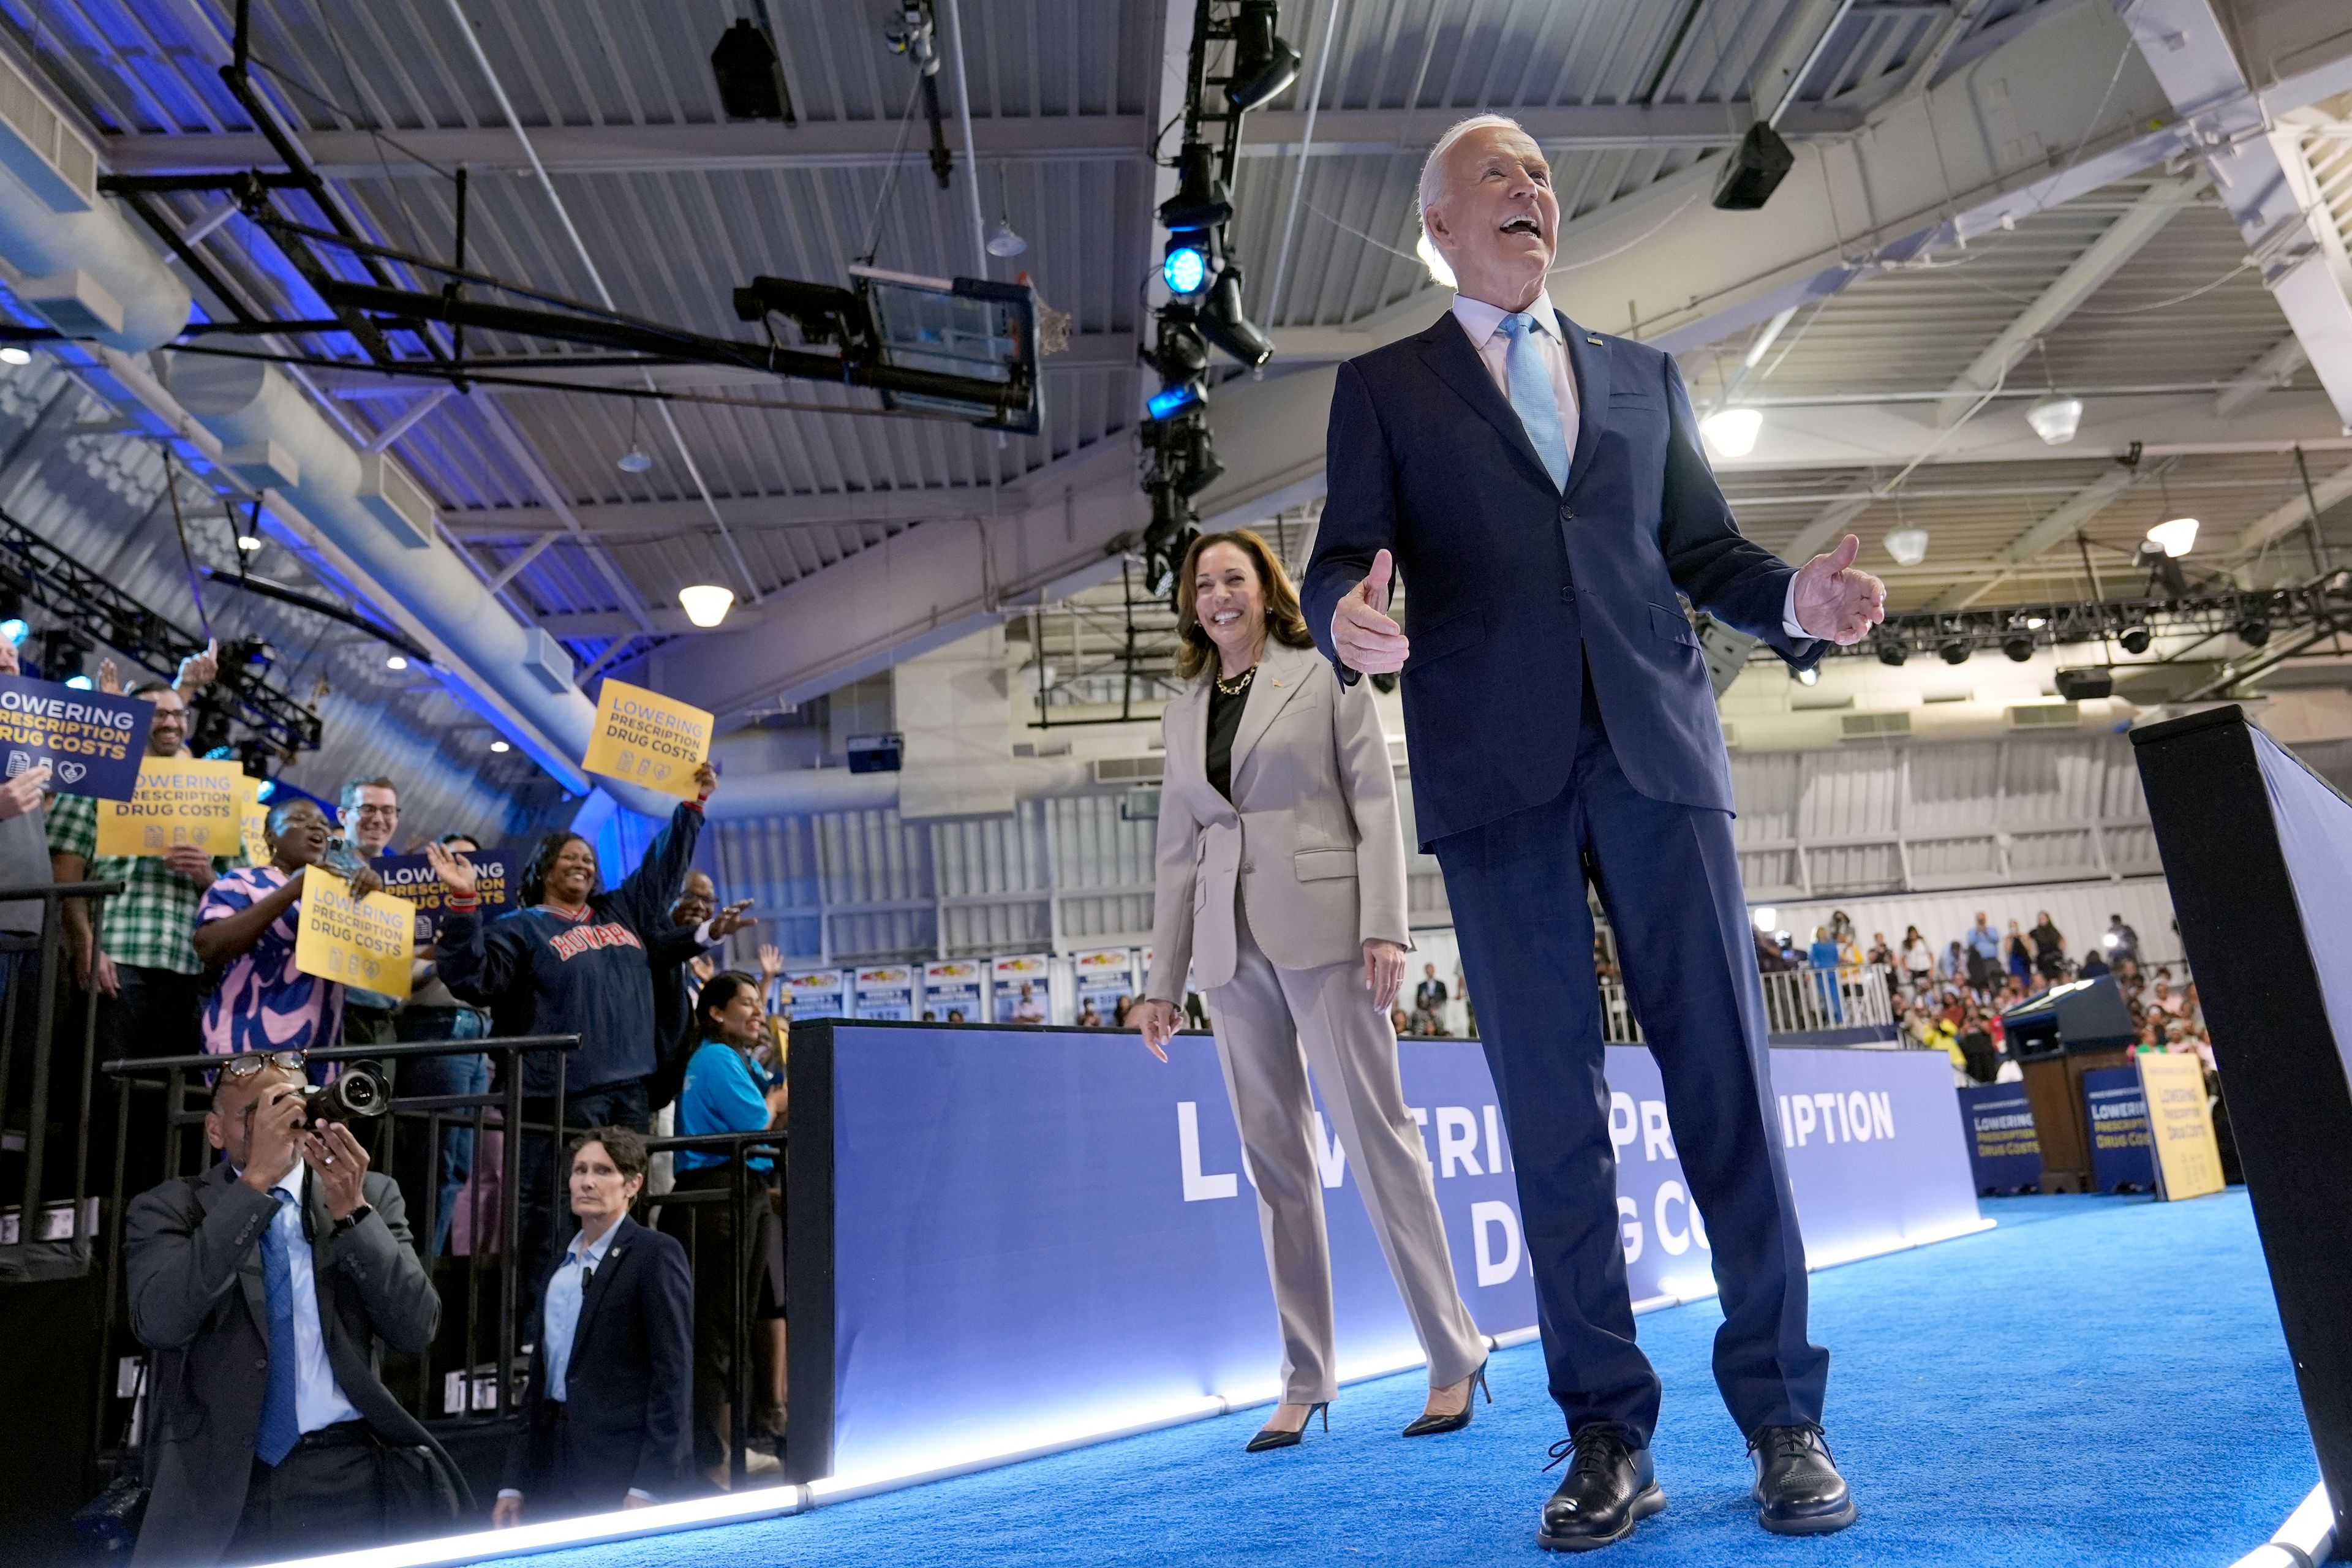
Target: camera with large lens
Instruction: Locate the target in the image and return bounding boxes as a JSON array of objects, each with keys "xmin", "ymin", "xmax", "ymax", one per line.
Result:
[{"xmin": 298, "ymin": 1066, "xmax": 390, "ymax": 1123}]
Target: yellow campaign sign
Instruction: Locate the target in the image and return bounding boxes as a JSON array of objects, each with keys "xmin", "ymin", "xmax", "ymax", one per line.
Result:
[
  {"xmin": 93, "ymin": 756, "xmax": 248, "ymax": 859},
  {"xmin": 581, "ymin": 679, "xmax": 711, "ymax": 799},
  {"xmin": 240, "ymin": 781, "xmax": 271, "ymax": 866},
  {"xmin": 293, "ymin": 869, "xmax": 415, "ymax": 1000},
  {"xmin": 2138, "ymin": 1050, "xmax": 2225, "ymax": 1202}
]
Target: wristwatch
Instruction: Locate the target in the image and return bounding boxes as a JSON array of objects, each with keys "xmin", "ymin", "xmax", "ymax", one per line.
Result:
[{"xmin": 329, "ymin": 1204, "xmax": 374, "ymax": 1238}]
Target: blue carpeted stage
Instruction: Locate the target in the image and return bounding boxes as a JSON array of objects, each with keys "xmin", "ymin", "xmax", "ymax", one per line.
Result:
[{"xmin": 522, "ymin": 1189, "xmax": 2315, "ymax": 1568}]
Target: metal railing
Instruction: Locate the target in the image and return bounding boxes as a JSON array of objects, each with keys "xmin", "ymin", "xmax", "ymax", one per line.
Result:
[
  {"xmin": 1599, "ymin": 963, "xmax": 1898, "ymax": 1045},
  {"xmin": 0, "ymin": 879, "xmax": 123, "ymax": 1286}
]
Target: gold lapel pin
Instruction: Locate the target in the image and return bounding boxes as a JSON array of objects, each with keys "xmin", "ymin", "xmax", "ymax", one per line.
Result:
[{"xmin": 1586, "ymin": 334, "xmax": 1603, "ymax": 345}]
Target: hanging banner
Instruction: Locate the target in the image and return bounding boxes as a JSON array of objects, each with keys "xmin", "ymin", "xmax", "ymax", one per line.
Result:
[
  {"xmin": 581, "ymin": 678, "xmax": 712, "ymax": 799},
  {"xmin": 2137, "ymin": 1051, "xmax": 2225, "ymax": 1201},
  {"xmin": 1956, "ymin": 1083, "xmax": 2042, "ymax": 1194},
  {"xmin": 2082, "ymin": 1064, "xmax": 2157, "ymax": 1193},
  {"xmin": 1072, "ymin": 946, "xmax": 1137, "ymax": 1025},
  {"xmin": 922, "ymin": 960, "xmax": 986, "ymax": 1023},
  {"xmin": 93, "ymin": 755, "xmax": 247, "ymax": 858},
  {"xmin": 992, "ymin": 953, "xmax": 1052, "ymax": 1025},
  {"xmin": 0, "ymin": 673, "xmax": 152, "ymax": 799},
  {"xmin": 240, "ymin": 782, "xmax": 271, "ymax": 866},
  {"xmin": 853, "ymin": 964, "xmax": 917, "ymax": 1022},
  {"xmin": 293, "ymin": 869, "xmax": 415, "ymax": 1000},
  {"xmin": 780, "ymin": 967, "xmax": 850, "ymax": 1020},
  {"xmin": 374, "ymin": 849, "xmax": 515, "ymax": 941}
]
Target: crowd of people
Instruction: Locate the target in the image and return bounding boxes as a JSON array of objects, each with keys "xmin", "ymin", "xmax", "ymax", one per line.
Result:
[
  {"xmin": 4, "ymin": 660, "xmax": 797, "ymax": 1563},
  {"xmin": 1757, "ymin": 907, "xmax": 2212, "ymax": 1084}
]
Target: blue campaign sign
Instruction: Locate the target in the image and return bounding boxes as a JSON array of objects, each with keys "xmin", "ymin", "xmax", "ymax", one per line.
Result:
[
  {"xmin": 1957, "ymin": 1083, "xmax": 2044, "ymax": 1193},
  {"xmin": 0, "ymin": 674, "xmax": 153, "ymax": 799},
  {"xmin": 807, "ymin": 1025, "xmax": 1981, "ymax": 1481},
  {"xmin": 2083, "ymin": 1063, "xmax": 2158, "ymax": 1193},
  {"xmin": 374, "ymin": 849, "xmax": 514, "ymax": 940}
]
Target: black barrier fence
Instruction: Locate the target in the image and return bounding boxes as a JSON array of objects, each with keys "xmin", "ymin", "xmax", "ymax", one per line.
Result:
[
  {"xmin": 0, "ymin": 879, "xmax": 125, "ymax": 1286},
  {"xmin": 2132, "ymin": 705, "xmax": 2352, "ymax": 1541}
]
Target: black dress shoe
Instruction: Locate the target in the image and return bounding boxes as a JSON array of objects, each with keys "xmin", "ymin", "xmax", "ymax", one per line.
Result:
[
  {"xmin": 1748, "ymin": 1424, "xmax": 1856, "ymax": 1535},
  {"xmin": 1401, "ymin": 1360, "xmax": 1491, "ymax": 1438},
  {"xmin": 1244, "ymin": 1402, "xmax": 1328, "ymax": 1453},
  {"xmin": 1537, "ymin": 1428, "xmax": 1665, "ymax": 1552}
]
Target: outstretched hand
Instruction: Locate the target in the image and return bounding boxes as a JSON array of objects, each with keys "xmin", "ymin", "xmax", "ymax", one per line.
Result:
[
  {"xmin": 1331, "ymin": 549, "xmax": 1409, "ymax": 674},
  {"xmin": 1791, "ymin": 534, "xmax": 1886, "ymax": 646},
  {"xmin": 423, "ymin": 839, "xmax": 477, "ymax": 897}
]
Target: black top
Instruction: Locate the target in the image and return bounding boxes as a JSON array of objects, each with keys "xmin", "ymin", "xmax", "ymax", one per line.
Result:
[{"xmin": 1205, "ymin": 669, "xmax": 1253, "ymax": 801}]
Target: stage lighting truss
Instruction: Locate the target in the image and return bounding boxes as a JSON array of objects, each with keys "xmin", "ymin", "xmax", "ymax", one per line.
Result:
[
  {"xmin": 1782, "ymin": 579, "xmax": 2343, "ymax": 675},
  {"xmin": 59, "ymin": 18, "xmax": 1039, "ymax": 436},
  {"xmin": 0, "ymin": 505, "xmax": 322, "ymax": 755}
]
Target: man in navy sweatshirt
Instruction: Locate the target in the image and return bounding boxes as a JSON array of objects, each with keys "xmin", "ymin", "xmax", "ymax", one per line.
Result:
[{"xmin": 430, "ymin": 760, "xmax": 717, "ymax": 1318}]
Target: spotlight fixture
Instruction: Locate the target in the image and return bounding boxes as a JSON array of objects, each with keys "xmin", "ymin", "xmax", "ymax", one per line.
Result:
[
  {"xmin": 385, "ymin": 655, "xmax": 408, "ymax": 671},
  {"xmin": 1158, "ymin": 141, "xmax": 1232, "ymax": 233},
  {"xmin": 1196, "ymin": 262, "xmax": 1274, "ymax": 368},
  {"xmin": 710, "ymin": 18, "xmax": 794, "ymax": 123},
  {"xmin": 1883, "ymin": 527, "xmax": 1929, "ymax": 567},
  {"xmin": 489, "ymin": 739, "xmax": 511, "ymax": 754},
  {"xmin": 1875, "ymin": 639, "xmax": 1908, "ymax": 667},
  {"xmin": 679, "ymin": 584, "xmax": 736, "ymax": 628},
  {"xmin": 986, "ymin": 216, "xmax": 1028, "ymax": 258},
  {"xmin": 0, "ymin": 346, "xmax": 29, "ymax": 367},
  {"xmin": 2119, "ymin": 625, "xmax": 2153, "ymax": 655},
  {"xmin": 1147, "ymin": 381, "xmax": 1206, "ymax": 420},
  {"xmin": 2026, "ymin": 392, "xmax": 2083, "ymax": 447},
  {"xmin": 1793, "ymin": 665, "xmax": 1819, "ymax": 687},
  {"xmin": 1161, "ymin": 238, "xmax": 1210, "ymax": 298},
  {"xmin": 1699, "ymin": 407, "xmax": 1763, "ymax": 458},
  {"xmin": 2236, "ymin": 615, "xmax": 2271, "ymax": 648},
  {"xmin": 2145, "ymin": 516, "xmax": 2198, "ymax": 558},
  {"xmin": 1224, "ymin": 0, "xmax": 1303, "ymax": 113},
  {"xmin": 2002, "ymin": 635, "xmax": 2035, "ymax": 663},
  {"xmin": 1711, "ymin": 121, "xmax": 1796, "ymax": 211},
  {"xmin": 2025, "ymin": 616, "xmax": 2047, "ymax": 630},
  {"xmin": 218, "ymin": 637, "xmax": 274, "ymax": 692},
  {"xmin": 235, "ymin": 529, "xmax": 263, "ymax": 552},
  {"xmin": 1939, "ymin": 639, "xmax": 1972, "ymax": 665}
]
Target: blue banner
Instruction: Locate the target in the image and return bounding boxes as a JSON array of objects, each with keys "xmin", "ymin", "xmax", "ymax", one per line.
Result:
[
  {"xmin": 1956, "ymin": 1083, "xmax": 2043, "ymax": 1193},
  {"xmin": 818, "ymin": 1026, "xmax": 1981, "ymax": 1480},
  {"xmin": 374, "ymin": 849, "xmax": 513, "ymax": 940},
  {"xmin": 0, "ymin": 674, "xmax": 152, "ymax": 799},
  {"xmin": 2083, "ymin": 1063, "xmax": 2157, "ymax": 1193}
]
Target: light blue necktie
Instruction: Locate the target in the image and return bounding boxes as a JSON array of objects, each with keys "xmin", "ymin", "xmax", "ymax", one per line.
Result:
[
  {"xmin": 1499, "ymin": 311, "xmax": 1570, "ymax": 492},
  {"xmin": 255, "ymin": 1189, "xmax": 301, "ymax": 1466}
]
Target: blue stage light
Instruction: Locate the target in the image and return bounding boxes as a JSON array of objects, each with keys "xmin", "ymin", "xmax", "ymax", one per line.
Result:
[
  {"xmin": 257, "ymin": 780, "xmax": 276, "ymax": 802},
  {"xmin": 64, "ymin": 674, "xmax": 92, "ymax": 690},
  {"xmin": 0, "ymin": 619, "xmax": 24, "ymax": 646},
  {"xmin": 1162, "ymin": 243, "xmax": 1208, "ymax": 296},
  {"xmin": 1147, "ymin": 382, "xmax": 1204, "ymax": 420}
]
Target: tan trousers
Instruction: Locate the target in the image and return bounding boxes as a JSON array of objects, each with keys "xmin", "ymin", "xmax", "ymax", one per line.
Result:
[{"xmin": 1207, "ymin": 903, "xmax": 1488, "ymax": 1403}]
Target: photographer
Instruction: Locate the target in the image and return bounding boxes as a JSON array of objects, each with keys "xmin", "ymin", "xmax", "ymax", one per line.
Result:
[
  {"xmin": 194, "ymin": 799, "xmax": 386, "ymax": 1058},
  {"xmin": 124, "ymin": 1052, "xmax": 448, "ymax": 1566}
]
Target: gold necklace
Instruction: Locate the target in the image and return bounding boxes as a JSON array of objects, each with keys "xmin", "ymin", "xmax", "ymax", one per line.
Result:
[{"xmin": 1215, "ymin": 664, "xmax": 1257, "ymax": 698}]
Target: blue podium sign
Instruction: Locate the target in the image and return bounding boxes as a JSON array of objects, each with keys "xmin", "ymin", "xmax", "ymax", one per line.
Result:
[
  {"xmin": 2083, "ymin": 1064, "xmax": 2157, "ymax": 1193},
  {"xmin": 1957, "ymin": 1084, "xmax": 2043, "ymax": 1193},
  {"xmin": 787, "ymin": 1025, "xmax": 1983, "ymax": 1483}
]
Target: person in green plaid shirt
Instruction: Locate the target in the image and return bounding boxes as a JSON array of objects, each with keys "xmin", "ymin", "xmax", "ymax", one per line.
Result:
[{"xmin": 48, "ymin": 653, "xmax": 235, "ymax": 1194}]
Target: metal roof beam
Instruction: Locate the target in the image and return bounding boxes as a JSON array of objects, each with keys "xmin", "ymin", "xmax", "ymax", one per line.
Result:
[
  {"xmin": 96, "ymin": 105, "xmax": 1871, "ymax": 181},
  {"xmin": 2120, "ymin": 0, "xmax": 2352, "ymax": 429},
  {"xmin": 1934, "ymin": 461, "xmax": 2154, "ymax": 609},
  {"xmin": 2215, "ymin": 334, "xmax": 2311, "ymax": 419},
  {"xmin": 1932, "ymin": 175, "xmax": 2205, "ymax": 427}
]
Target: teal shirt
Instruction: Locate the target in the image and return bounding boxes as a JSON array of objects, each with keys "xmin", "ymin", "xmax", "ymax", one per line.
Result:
[{"xmin": 676, "ymin": 1040, "xmax": 775, "ymax": 1172}]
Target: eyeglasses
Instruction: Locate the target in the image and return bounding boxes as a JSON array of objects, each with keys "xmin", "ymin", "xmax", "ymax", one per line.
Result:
[
  {"xmin": 351, "ymin": 804, "xmax": 401, "ymax": 820},
  {"xmin": 222, "ymin": 1050, "xmax": 306, "ymax": 1079}
]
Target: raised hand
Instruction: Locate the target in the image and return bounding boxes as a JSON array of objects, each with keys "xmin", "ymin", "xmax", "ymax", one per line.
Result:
[
  {"xmin": 1792, "ymin": 534, "xmax": 1887, "ymax": 646},
  {"xmin": 176, "ymin": 638, "xmax": 219, "ymax": 694},
  {"xmin": 693, "ymin": 759, "xmax": 718, "ymax": 803},
  {"xmin": 758, "ymin": 942, "xmax": 784, "ymax": 983},
  {"xmin": 423, "ymin": 839, "xmax": 478, "ymax": 897},
  {"xmin": 708, "ymin": 898, "xmax": 756, "ymax": 940},
  {"xmin": 1330, "ymin": 549, "xmax": 1410, "ymax": 675}
]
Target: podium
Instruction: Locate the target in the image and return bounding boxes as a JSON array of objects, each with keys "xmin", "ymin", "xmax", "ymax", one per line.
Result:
[{"xmin": 2000, "ymin": 977, "xmax": 2137, "ymax": 1194}]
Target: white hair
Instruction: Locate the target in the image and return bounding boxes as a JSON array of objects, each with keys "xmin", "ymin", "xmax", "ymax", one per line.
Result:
[{"xmin": 1415, "ymin": 113, "xmax": 1532, "ymax": 231}]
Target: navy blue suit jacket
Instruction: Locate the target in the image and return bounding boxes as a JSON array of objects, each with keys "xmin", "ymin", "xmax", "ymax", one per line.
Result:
[
  {"xmin": 1301, "ymin": 308, "xmax": 1822, "ymax": 847},
  {"xmin": 502, "ymin": 1215, "xmax": 693, "ymax": 1503}
]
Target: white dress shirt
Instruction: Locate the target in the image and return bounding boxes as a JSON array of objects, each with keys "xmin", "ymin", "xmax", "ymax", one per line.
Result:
[
  {"xmin": 1449, "ymin": 292, "xmax": 1811, "ymax": 641},
  {"xmin": 262, "ymin": 1160, "xmax": 368, "ymax": 1435}
]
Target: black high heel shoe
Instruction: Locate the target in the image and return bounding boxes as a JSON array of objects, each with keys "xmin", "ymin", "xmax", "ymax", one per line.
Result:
[
  {"xmin": 1245, "ymin": 1401, "xmax": 1330, "ymax": 1452},
  {"xmin": 1401, "ymin": 1359, "xmax": 1491, "ymax": 1438}
]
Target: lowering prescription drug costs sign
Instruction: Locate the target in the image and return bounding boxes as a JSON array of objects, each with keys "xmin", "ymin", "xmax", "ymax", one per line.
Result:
[
  {"xmin": 582, "ymin": 679, "xmax": 712, "ymax": 798},
  {"xmin": 240, "ymin": 782, "xmax": 271, "ymax": 865},
  {"xmin": 0, "ymin": 674, "xmax": 153, "ymax": 798},
  {"xmin": 374, "ymin": 849, "xmax": 514, "ymax": 940},
  {"xmin": 94, "ymin": 756, "xmax": 247, "ymax": 857},
  {"xmin": 294, "ymin": 869, "xmax": 415, "ymax": 999}
]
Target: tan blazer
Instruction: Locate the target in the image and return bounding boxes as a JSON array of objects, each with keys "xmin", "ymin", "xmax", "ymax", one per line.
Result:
[{"xmin": 1145, "ymin": 640, "xmax": 1411, "ymax": 1001}]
